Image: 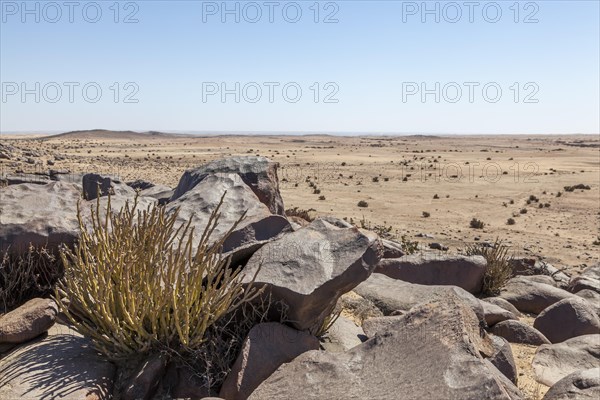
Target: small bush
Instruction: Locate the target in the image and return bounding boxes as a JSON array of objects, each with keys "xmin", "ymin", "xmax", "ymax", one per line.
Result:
[
  {"xmin": 564, "ymin": 184, "xmax": 591, "ymax": 192},
  {"xmin": 433, "ymin": 194, "xmax": 439, "ymax": 199},
  {"xmin": 56, "ymin": 193, "xmax": 261, "ymax": 361},
  {"xmin": 286, "ymin": 207, "xmax": 316, "ymax": 222},
  {"xmin": 465, "ymin": 239, "xmax": 513, "ymax": 296},
  {"xmin": 372, "ymin": 177, "xmax": 379, "ymax": 183},
  {"xmin": 506, "ymin": 218, "xmax": 516, "ymax": 225},
  {"xmin": 357, "ymin": 200, "xmax": 369, "ymax": 208},
  {"xmin": 422, "ymin": 211, "xmax": 430, "ymax": 218},
  {"xmin": 520, "ymin": 208, "xmax": 527, "ymax": 214},
  {"xmin": 470, "ymin": 218, "xmax": 485, "ymax": 229},
  {"xmin": 556, "ymin": 191, "xmax": 562, "ymax": 197},
  {"xmin": 1, "ymin": 246, "xmax": 62, "ymax": 312},
  {"xmin": 318, "ymin": 195, "xmax": 326, "ymax": 200}
]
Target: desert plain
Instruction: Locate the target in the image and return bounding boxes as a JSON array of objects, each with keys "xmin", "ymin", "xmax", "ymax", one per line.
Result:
[{"xmin": 2, "ymin": 130, "xmax": 598, "ymax": 276}]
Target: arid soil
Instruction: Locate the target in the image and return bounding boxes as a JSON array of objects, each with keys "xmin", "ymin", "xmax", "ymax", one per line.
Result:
[{"xmin": 1, "ymin": 132, "xmax": 599, "ymax": 275}]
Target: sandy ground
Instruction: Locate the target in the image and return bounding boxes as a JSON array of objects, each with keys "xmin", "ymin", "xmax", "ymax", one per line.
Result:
[{"xmin": 2, "ymin": 132, "xmax": 598, "ymax": 274}]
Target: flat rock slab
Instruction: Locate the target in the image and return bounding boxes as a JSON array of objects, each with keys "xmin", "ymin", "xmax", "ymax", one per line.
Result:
[
  {"xmin": 0, "ymin": 298, "xmax": 58, "ymax": 344},
  {"xmin": 0, "ymin": 323, "xmax": 116, "ymax": 399},
  {"xmin": 375, "ymin": 254, "xmax": 486, "ymax": 294},
  {"xmin": 243, "ymin": 219, "xmax": 381, "ymax": 332},
  {"xmin": 249, "ymin": 294, "xmax": 521, "ymax": 400},
  {"xmin": 490, "ymin": 320, "xmax": 550, "ymax": 346},
  {"xmin": 543, "ymin": 368, "xmax": 600, "ymax": 400},
  {"xmin": 499, "ymin": 276, "xmax": 575, "ymax": 314},
  {"xmin": 534, "ymin": 297, "xmax": 600, "ymax": 343},
  {"xmin": 533, "ymin": 334, "xmax": 600, "ymax": 386}
]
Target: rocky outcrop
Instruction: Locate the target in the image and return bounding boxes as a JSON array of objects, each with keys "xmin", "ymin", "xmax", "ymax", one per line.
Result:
[
  {"xmin": 219, "ymin": 323, "xmax": 319, "ymax": 400},
  {"xmin": 249, "ymin": 294, "xmax": 521, "ymax": 400},
  {"xmin": 533, "ymin": 298, "xmax": 600, "ymax": 343},
  {"xmin": 533, "ymin": 335, "xmax": 600, "ymax": 386},
  {"xmin": 170, "ymin": 156, "xmax": 285, "ymax": 215}
]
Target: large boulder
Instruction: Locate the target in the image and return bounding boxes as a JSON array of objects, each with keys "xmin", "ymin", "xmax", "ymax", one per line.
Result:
[
  {"xmin": 569, "ymin": 264, "xmax": 600, "ymax": 294},
  {"xmin": 484, "ymin": 297, "xmax": 522, "ymax": 317},
  {"xmin": 0, "ymin": 181, "xmax": 81, "ymax": 254},
  {"xmin": 490, "ymin": 320, "xmax": 550, "ymax": 346},
  {"xmin": 481, "ymin": 300, "xmax": 519, "ymax": 326},
  {"xmin": 166, "ymin": 173, "xmax": 291, "ymax": 264},
  {"xmin": 249, "ymin": 294, "xmax": 522, "ymax": 400},
  {"xmin": 219, "ymin": 323, "xmax": 319, "ymax": 400},
  {"xmin": 533, "ymin": 297, "xmax": 600, "ymax": 343},
  {"xmin": 0, "ymin": 323, "xmax": 116, "ymax": 399},
  {"xmin": 532, "ymin": 335, "xmax": 600, "ymax": 386},
  {"xmin": 543, "ymin": 368, "xmax": 600, "ymax": 400},
  {"xmin": 499, "ymin": 276, "xmax": 575, "ymax": 314},
  {"xmin": 354, "ymin": 273, "xmax": 484, "ymax": 322},
  {"xmin": 82, "ymin": 173, "xmax": 135, "ymax": 200},
  {"xmin": 171, "ymin": 156, "xmax": 285, "ymax": 215},
  {"xmin": 488, "ymin": 334, "xmax": 518, "ymax": 384},
  {"xmin": 0, "ymin": 298, "xmax": 58, "ymax": 344},
  {"xmin": 242, "ymin": 219, "xmax": 381, "ymax": 332},
  {"xmin": 576, "ymin": 289, "xmax": 600, "ymax": 317},
  {"xmin": 375, "ymin": 254, "xmax": 487, "ymax": 294}
]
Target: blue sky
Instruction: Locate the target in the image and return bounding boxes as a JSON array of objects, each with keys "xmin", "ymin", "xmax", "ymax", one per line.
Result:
[{"xmin": 1, "ymin": 0, "xmax": 599, "ymax": 134}]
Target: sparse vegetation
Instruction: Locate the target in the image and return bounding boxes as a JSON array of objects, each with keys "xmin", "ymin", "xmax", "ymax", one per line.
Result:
[
  {"xmin": 286, "ymin": 207, "xmax": 316, "ymax": 222},
  {"xmin": 357, "ymin": 200, "xmax": 369, "ymax": 208},
  {"xmin": 470, "ymin": 218, "xmax": 485, "ymax": 229},
  {"xmin": 506, "ymin": 218, "xmax": 516, "ymax": 225},
  {"xmin": 564, "ymin": 184, "xmax": 591, "ymax": 192},
  {"xmin": 520, "ymin": 208, "xmax": 527, "ymax": 214},
  {"xmin": 422, "ymin": 211, "xmax": 430, "ymax": 218},
  {"xmin": 318, "ymin": 195, "xmax": 326, "ymax": 200},
  {"xmin": 465, "ymin": 239, "xmax": 513, "ymax": 296}
]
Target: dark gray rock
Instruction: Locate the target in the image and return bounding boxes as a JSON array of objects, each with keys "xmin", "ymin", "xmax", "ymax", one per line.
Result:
[
  {"xmin": 375, "ymin": 254, "xmax": 487, "ymax": 294},
  {"xmin": 481, "ymin": 300, "xmax": 519, "ymax": 326},
  {"xmin": 242, "ymin": 219, "xmax": 381, "ymax": 332},
  {"xmin": 0, "ymin": 182, "xmax": 81, "ymax": 254},
  {"xmin": 490, "ymin": 320, "xmax": 550, "ymax": 346},
  {"xmin": 543, "ymin": 368, "xmax": 600, "ymax": 400},
  {"xmin": 82, "ymin": 173, "xmax": 134, "ymax": 200},
  {"xmin": 534, "ymin": 297, "xmax": 600, "ymax": 343},
  {"xmin": 219, "ymin": 323, "xmax": 319, "ymax": 400},
  {"xmin": 488, "ymin": 335, "xmax": 518, "ymax": 384},
  {"xmin": 354, "ymin": 273, "xmax": 485, "ymax": 322},
  {"xmin": 576, "ymin": 289, "xmax": 600, "ymax": 317},
  {"xmin": 122, "ymin": 354, "xmax": 168, "ymax": 400},
  {"xmin": 499, "ymin": 276, "xmax": 575, "ymax": 314},
  {"xmin": 249, "ymin": 294, "xmax": 521, "ymax": 400},
  {"xmin": 171, "ymin": 156, "xmax": 285, "ymax": 215},
  {"xmin": 533, "ymin": 335, "xmax": 600, "ymax": 386},
  {"xmin": 483, "ymin": 297, "xmax": 522, "ymax": 317}
]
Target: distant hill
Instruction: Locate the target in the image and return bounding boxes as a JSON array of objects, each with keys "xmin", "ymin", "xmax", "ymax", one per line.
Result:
[{"xmin": 43, "ymin": 129, "xmax": 185, "ymax": 140}]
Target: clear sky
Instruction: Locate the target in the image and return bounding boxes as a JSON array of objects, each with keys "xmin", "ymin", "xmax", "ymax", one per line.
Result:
[{"xmin": 1, "ymin": 0, "xmax": 599, "ymax": 134}]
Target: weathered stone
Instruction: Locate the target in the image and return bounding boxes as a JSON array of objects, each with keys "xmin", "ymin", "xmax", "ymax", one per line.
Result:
[
  {"xmin": 534, "ymin": 297, "xmax": 600, "ymax": 343},
  {"xmin": 543, "ymin": 368, "xmax": 600, "ymax": 400},
  {"xmin": 354, "ymin": 273, "xmax": 484, "ymax": 322},
  {"xmin": 518, "ymin": 275, "xmax": 558, "ymax": 287},
  {"xmin": 122, "ymin": 354, "xmax": 168, "ymax": 400},
  {"xmin": 569, "ymin": 265, "xmax": 600, "ymax": 294},
  {"xmin": 499, "ymin": 276, "xmax": 575, "ymax": 314},
  {"xmin": 171, "ymin": 156, "xmax": 285, "ymax": 215},
  {"xmin": 0, "ymin": 323, "xmax": 116, "ymax": 399},
  {"xmin": 0, "ymin": 298, "xmax": 58, "ymax": 344},
  {"xmin": 361, "ymin": 315, "xmax": 405, "ymax": 338},
  {"xmin": 576, "ymin": 289, "xmax": 600, "ymax": 317},
  {"xmin": 249, "ymin": 294, "xmax": 521, "ymax": 400},
  {"xmin": 0, "ymin": 182, "xmax": 81, "ymax": 254},
  {"xmin": 488, "ymin": 335, "xmax": 518, "ymax": 384},
  {"xmin": 219, "ymin": 323, "xmax": 319, "ymax": 400},
  {"xmin": 533, "ymin": 335, "xmax": 600, "ymax": 386},
  {"xmin": 242, "ymin": 219, "xmax": 381, "ymax": 332},
  {"xmin": 381, "ymin": 239, "xmax": 404, "ymax": 258},
  {"xmin": 82, "ymin": 173, "xmax": 135, "ymax": 200},
  {"xmin": 481, "ymin": 300, "xmax": 519, "ymax": 326},
  {"xmin": 484, "ymin": 297, "xmax": 522, "ymax": 317},
  {"xmin": 375, "ymin": 254, "xmax": 486, "ymax": 294},
  {"xmin": 320, "ymin": 315, "xmax": 365, "ymax": 352},
  {"xmin": 490, "ymin": 320, "xmax": 550, "ymax": 346}
]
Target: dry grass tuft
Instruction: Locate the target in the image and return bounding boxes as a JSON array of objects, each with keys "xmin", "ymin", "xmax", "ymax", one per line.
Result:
[{"xmin": 465, "ymin": 238, "xmax": 514, "ymax": 296}]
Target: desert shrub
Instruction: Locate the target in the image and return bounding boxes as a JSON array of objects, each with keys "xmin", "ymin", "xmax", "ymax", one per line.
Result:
[
  {"xmin": 520, "ymin": 208, "xmax": 527, "ymax": 214},
  {"xmin": 506, "ymin": 218, "xmax": 516, "ymax": 225},
  {"xmin": 313, "ymin": 188, "xmax": 321, "ymax": 194},
  {"xmin": 314, "ymin": 308, "xmax": 341, "ymax": 337},
  {"xmin": 433, "ymin": 194, "xmax": 439, "ymax": 199},
  {"xmin": 318, "ymin": 195, "xmax": 326, "ymax": 201},
  {"xmin": 556, "ymin": 191, "xmax": 562, "ymax": 197},
  {"xmin": 564, "ymin": 184, "xmax": 591, "ymax": 192},
  {"xmin": 465, "ymin": 239, "xmax": 513, "ymax": 296},
  {"xmin": 1, "ymin": 245, "xmax": 62, "ymax": 312},
  {"xmin": 285, "ymin": 206, "xmax": 316, "ymax": 222},
  {"xmin": 357, "ymin": 200, "xmax": 369, "ymax": 208},
  {"xmin": 470, "ymin": 218, "xmax": 485, "ymax": 229},
  {"xmin": 509, "ymin": 199, "xmax": 515, "ymax": 204},
  {"xmin": 372, "ymin": 176, "xmax": 379, "ymax": 183},
  {"xmin": 422, "ymin": 211, "xmax": 430, "ymax": 218},
  {"xmin": 55, "ymin": 193, "xmax": 261, "ymax": 361},
  {"xmin": 399, "ymin": 235, "xmax": 419, "ymax": 254}
]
